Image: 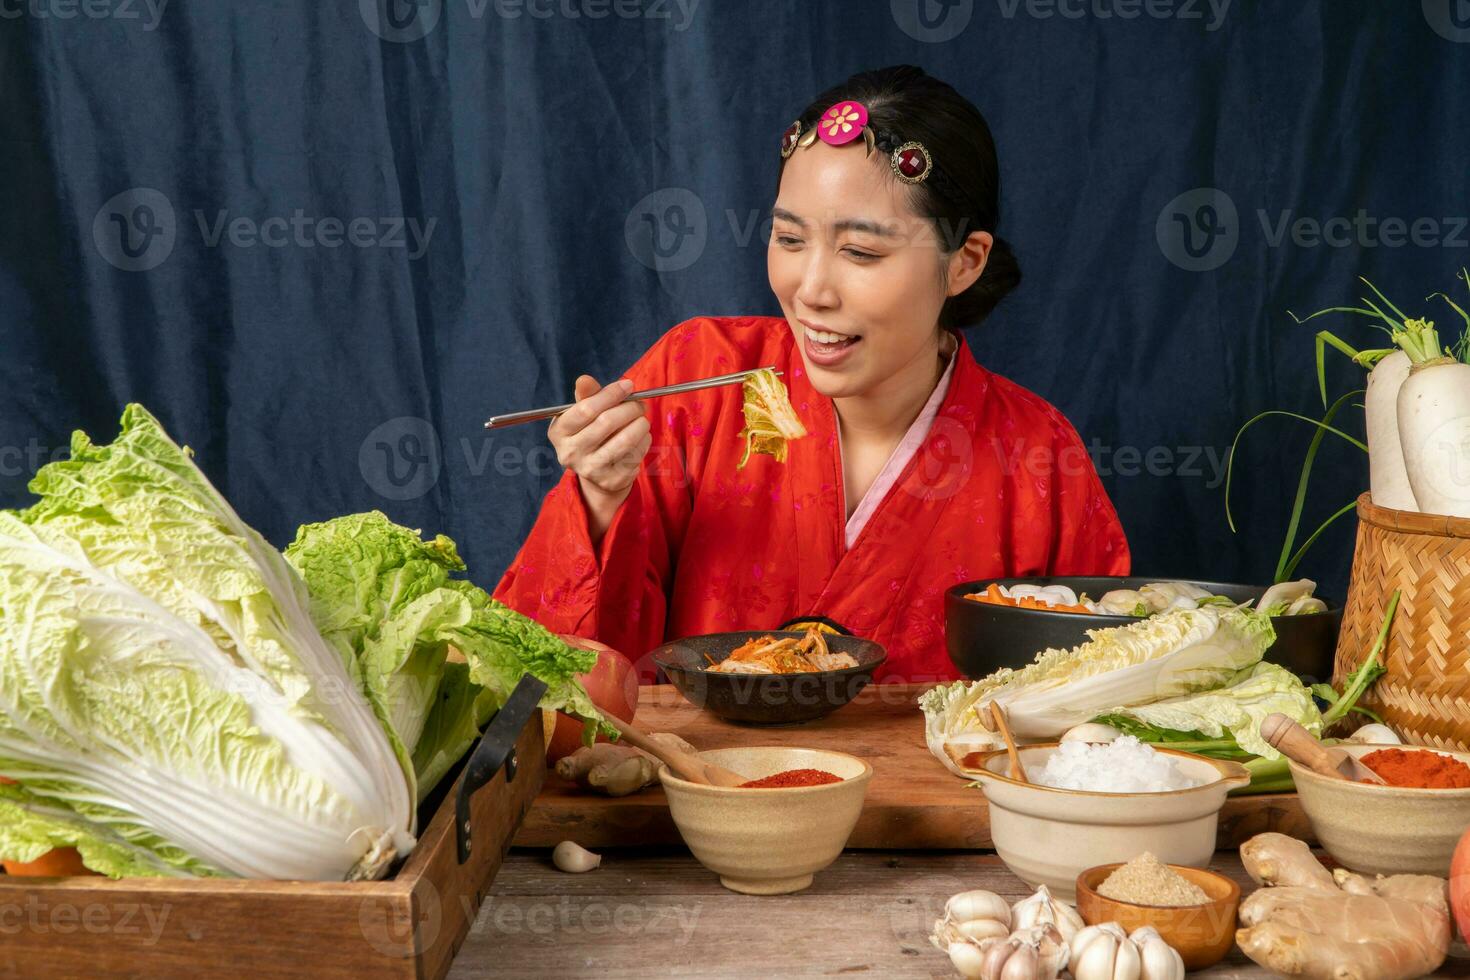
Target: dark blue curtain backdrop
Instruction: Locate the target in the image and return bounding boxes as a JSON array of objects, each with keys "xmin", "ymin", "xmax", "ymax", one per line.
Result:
[{"xmin": 2, "ymin": 1, "xmax": 1468, "ymax": 604}]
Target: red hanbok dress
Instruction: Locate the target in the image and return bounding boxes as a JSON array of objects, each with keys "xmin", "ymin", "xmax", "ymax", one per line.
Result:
[{"xmin": 492, "ymin": 316, "xmax": 1130, "ymax": 682}]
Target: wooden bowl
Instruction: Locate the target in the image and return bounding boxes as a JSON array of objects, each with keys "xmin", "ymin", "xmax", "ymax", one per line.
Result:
[{"xmin": 1075, "ymin": 863, "xmax": 1240, "ymax": 970}]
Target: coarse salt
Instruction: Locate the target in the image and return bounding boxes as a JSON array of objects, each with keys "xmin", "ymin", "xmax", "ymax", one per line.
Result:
[{"xmin": 1030, "ymin": 736, "xmax": 1200, "ymax": 793}]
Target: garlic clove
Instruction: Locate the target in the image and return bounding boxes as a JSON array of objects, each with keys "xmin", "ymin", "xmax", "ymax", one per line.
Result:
[
  {"xmin": 1061, "ymin": 722, "xmax": 1123, "ymax": 744},
  {"xmin": 1110, "ymin": 931, "xmax": 1142, "ymax": 980},
  {"xmin": 1068, "ymin": 924, "xmax": 1107, "ymax": 974},
  {"xmin": 1014, "ymin": 924, "xmax": 1068, "ymax": 978},
  {"xmin": 999, "ymin": 941, "xmax": 1040, "ymax": 980},
  {"xmin": 1011, "ymin": 884, "xmax": 1083, "ymax": 943},
  {"xmin": 954, "ymin": 918, "xmax": 1012, "ymax": 943},
  {"xmin": 1131, "ymin": 928, "xmax": 1185, "ymax": 980},
  {"xmin": 1072, "ymin": 930, "xmax": 1119, "ymax": 980},
  {"xmin": 551, "ymin": 840, "xmax": 601, "ymax": 873},
  {"xmin": 946, "ymin": 940, "xmax": 990, "ymax": 979},
  {"xmin": 945, "ymin": 889, "xmax": 1013, "ymax": 929},
  {"xmin": 1051, "ymin": 899, "xmax": 1084, "ymax": 942},
  {"xmin": 981, "ymin": 938, "xmax": 1018, "ymax": 980},
  {"xmin": 1346, "ymin": 722, "xmax": 1401, "ymax": 745}
]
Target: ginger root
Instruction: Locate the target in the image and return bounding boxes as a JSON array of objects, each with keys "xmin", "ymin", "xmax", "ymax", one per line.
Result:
[
  {"xmin": 554, "ymin": 733, "xmax": 698, "ymax": 796},
  {"xmin": 1235, "ymin": 833, "xmax": 1451, "ymax": 980},
  {"xmin": 1241, "ymin": 832, "xmax": 1337, "ymax": 890}
]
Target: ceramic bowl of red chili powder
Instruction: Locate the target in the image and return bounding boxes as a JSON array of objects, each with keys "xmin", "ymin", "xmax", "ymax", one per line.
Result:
[
  {"xmin": 1287, "ymin": 742, "xmax": 1470, "ymax": 877},
  {"xmin": 658, "ymin": 746, "xmax": 872, "ymax": 895}
]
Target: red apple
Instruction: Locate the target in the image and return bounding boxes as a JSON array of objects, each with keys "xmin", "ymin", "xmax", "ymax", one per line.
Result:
[
  {"xmin": 545, "ymin": 635, "xmax": 639, "ymax": 762},
  {"xmin": 1452, "ymin": 825, "xmax": 1470, "ymax": 940}
]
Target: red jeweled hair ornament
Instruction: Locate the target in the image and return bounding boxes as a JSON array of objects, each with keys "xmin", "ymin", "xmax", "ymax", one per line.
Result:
[{"xmin": 779, "ymin": 100, "xmax": 945, "ymax": 191}]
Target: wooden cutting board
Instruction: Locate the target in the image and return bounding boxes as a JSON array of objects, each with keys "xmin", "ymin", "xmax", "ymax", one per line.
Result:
[{"xmin": 515, "ymin": 684, "xmax": 1311, "ymax": 850}]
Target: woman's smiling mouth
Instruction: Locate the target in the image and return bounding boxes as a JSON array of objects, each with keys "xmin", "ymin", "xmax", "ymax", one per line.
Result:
[{"xmin": 799, "ymin": 319, "xmax": 863, "ymax": 366}]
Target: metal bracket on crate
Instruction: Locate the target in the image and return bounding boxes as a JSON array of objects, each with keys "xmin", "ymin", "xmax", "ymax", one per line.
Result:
[{"xmin": 456, "ymin": 673, "xmax": 547, "ymax": 864}]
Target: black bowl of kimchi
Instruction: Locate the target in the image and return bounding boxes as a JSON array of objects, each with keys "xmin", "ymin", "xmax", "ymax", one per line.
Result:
[
  {"xmin": 652, "ymin": 630, "xmax": 887, "ymax": 725},
  {"xmin": 943, "ymin": 576, "xmax": 1341, "ymax": 684}
]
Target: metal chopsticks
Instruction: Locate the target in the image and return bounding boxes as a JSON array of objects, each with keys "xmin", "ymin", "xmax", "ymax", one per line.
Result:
[{"xmin": 483, "ymin": 367, "xmax": 780, "ymax": 430}]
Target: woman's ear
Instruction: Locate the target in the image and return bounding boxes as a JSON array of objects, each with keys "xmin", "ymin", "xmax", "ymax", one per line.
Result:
[{"xmin": 945, "ymin": 230, "xmax": 993, "ymax": 297}]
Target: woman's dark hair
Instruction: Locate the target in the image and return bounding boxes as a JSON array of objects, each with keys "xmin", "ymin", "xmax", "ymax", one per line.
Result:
[{"xmin": 778, "ymin": 65, "xmax": 1021, "ymax": 330}]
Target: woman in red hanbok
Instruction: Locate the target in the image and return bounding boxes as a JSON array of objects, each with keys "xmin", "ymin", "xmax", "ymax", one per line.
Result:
[{"xmin": 494, "ymin": 66, "xmax": 1130, "ymax": 683}]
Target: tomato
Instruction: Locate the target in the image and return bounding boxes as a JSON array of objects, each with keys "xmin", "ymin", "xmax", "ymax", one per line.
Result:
[
  {"xmin": 545, "ymin": 635, "xmax": 639, "ymax": 763},
  {"xmin": 1452, "ymin": 826, "xmax": 1470, "ymax": 940}
]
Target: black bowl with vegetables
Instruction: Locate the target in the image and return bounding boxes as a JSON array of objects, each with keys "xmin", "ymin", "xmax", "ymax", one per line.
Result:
[
  {"xmin": 653, "ymin": 630, "xmax": 887, "ymax": 725},
  {"xmin": 944, "ymin": 577, "xmax": 1341, "ymax": 682}
]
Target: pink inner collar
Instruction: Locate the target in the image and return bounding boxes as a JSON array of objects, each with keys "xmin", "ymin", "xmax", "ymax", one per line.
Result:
[{"xmin": 837, "ymin": 337, "xmax": 959, "ymax": 550}]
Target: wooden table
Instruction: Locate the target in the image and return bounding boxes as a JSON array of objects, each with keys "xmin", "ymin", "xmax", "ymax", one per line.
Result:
[
  {"xmin": 516, "ymin": 685, "xmax": 1311, "ymax": 850},
  {"xmin": 448, "ymin": 847, "xmax": 1470, "ymax": 978},
  {"xmin": 454, "ymin": 685, "xmax": 1463, "ymax": 978}
]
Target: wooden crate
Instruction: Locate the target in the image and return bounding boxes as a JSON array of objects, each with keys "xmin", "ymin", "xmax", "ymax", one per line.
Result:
[{"xmin": 0, "ymin": 714, "xmax": 544, "ymax": 980}]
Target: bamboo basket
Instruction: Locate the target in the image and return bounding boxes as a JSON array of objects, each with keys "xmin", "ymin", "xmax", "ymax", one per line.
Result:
[{"xmin": 1334, "ymin": 492, "xmax": 1470, "ymax": 750}]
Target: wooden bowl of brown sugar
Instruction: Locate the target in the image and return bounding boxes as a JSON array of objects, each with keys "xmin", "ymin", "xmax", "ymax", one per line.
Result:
[{"xmin": 1075, "ymin": 858, "xmax": 1240, "ymax": 970}]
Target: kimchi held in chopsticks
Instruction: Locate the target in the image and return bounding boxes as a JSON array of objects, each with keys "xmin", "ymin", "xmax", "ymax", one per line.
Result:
[{"xmin": 737, "ymin": 368, "xmax": 807, "ymax": 467}]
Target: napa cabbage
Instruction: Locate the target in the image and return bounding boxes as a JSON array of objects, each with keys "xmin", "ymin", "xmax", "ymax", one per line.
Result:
[{"xmin": 920, "ymin": 606, "xmax": 1275, "ymax": 775}]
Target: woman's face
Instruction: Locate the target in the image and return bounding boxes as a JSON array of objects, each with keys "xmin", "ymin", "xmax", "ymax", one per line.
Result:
[{"xmin": 768, "ymin": 140, "xmax": 988, "ymax": 400}]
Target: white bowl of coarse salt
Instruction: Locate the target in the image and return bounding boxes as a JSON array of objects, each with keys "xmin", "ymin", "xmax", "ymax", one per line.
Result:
[{"xmin": 967, "ymin": 737, "xmax": 1250, "ymax": 900}]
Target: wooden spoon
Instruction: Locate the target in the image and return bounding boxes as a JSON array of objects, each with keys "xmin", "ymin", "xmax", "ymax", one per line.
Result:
[
  {"xmin": 989, "ymin": 702, "xmax": 1028, "ymax": 783},
  {"xmin": 602, "ymin": 716, "xmax": 749, "ymax": 787},
  {"xmin": 1261, "ymin": 712, "xmax": 1386, "ymax": 784}
]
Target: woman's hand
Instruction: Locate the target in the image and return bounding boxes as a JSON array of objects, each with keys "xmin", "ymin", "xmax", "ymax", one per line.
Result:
[{"xmin": 549, "ymin": 375, "xmax": 651, "ymax": 542}]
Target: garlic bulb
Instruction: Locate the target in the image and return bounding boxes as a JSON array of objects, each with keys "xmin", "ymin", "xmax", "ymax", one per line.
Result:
[
  {"xmin": 1010, "ymin": 885, "xmax": 1084, "ymax": 944},
  {"xmin": 1130, "ymin": 926, "xmax": 1186, "ymax": 980},
  {"xmin": 930, "ymin": 888, "xmax": 1070, "ymax": 980},
  {"xmin": 1069, "ymin": 922, "xmax": 1186, "ymax": 980}
]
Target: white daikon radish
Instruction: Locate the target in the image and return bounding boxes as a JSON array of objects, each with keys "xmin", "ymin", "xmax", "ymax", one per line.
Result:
[
  {"xmin": 1395, "ymin": 318, "xmax": 1470, "ymax": 518},
  {"xmin": 1364, "ymin": 350, "xmax": 1419, "ymax": 511}
]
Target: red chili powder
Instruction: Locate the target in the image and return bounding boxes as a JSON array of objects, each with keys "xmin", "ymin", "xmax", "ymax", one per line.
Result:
[
  {"xmin": 1360, "ymin": 748, "xmax": 1470, "ymax": 789},
  {"xmin": 739, "ymin": 768, "xmax": 843, "ymax": 788}
]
